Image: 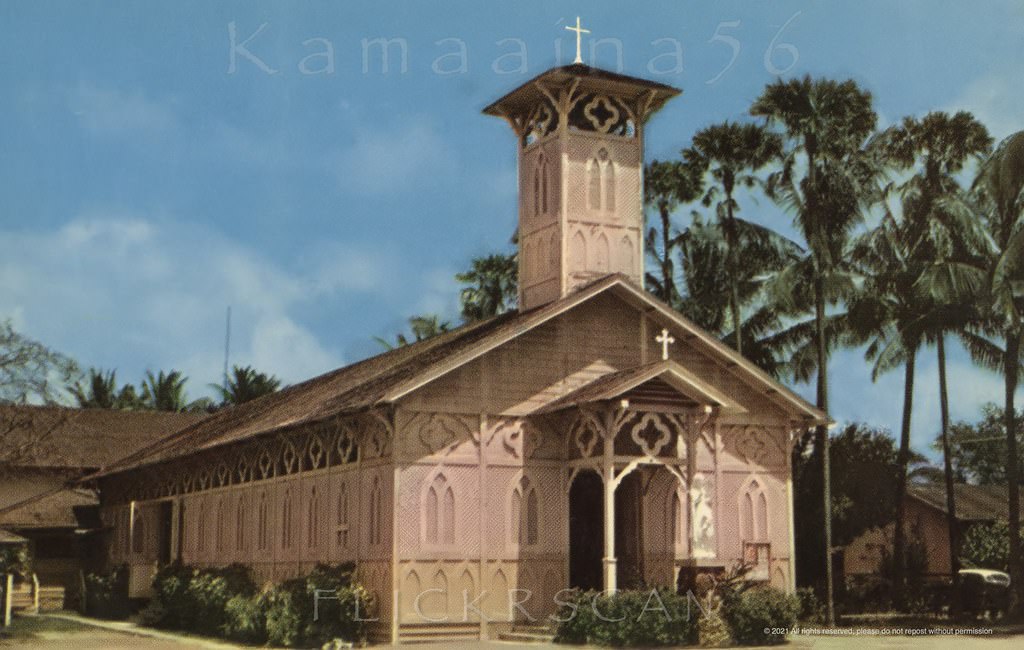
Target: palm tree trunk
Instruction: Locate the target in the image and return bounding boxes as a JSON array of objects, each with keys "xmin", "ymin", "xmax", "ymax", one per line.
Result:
[
  {"xmin": 814, "ymin": 276, "xmax": 835, "ymax": 626},
  {"xmin": 730, "ymin": 281, "xmax": 743, "ymax": 355},
  {"xmin": 660, "ymin": 206, "xmax": 675, "ymax": 303},
  {"xmin": 892, "ymin": 347, "xmax": 917, "ymax": 610},
  {"xmin": 937, "ymin": 335, "xmax": 961, "ymax": 614},
  {"xmin": 1005, "ymin": 331, "xmax": 1021, "ymax": 613}
]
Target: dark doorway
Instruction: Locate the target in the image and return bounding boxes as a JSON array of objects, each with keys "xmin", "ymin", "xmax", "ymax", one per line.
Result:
[
  {"xmin": 569, "ymin": 471, "xmax": 603, "ymax": 590},
  {"xmin": 615, "ymin": 471, "xmax": 644, "ymax": 588},
  {"xmin": 157, "ymin": 501, "xmax": 174, "ymax": 565}
]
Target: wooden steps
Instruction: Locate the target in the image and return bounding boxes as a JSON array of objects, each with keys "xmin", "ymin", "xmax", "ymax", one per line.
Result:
[
  {"xmin": 398, "ymin": 622, "xmax": 480, "ymax": 643},
  {"xmin": 498, "ymin": 623, "xmax": 556, "ymax": 644}
]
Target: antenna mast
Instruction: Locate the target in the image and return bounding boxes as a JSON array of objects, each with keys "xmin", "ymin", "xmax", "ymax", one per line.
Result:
[{"xmin": 223, "ymin": 306, "xmax": 231, "ymax": 394}]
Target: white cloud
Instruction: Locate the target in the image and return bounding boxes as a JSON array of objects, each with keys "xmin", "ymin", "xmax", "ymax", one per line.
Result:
[
  {"xmin": 0, "ymin": 213, "xmax": 412, "ymax": 396},
  {"xmin": 331, "ymin": 117, "xmax": 459, "ymax": 194},
  {"xmin": 68, "ymin": 82, "xmax": 178, "ymax": 136},
  {"xmin": 947, "ymin": 73, "xmax": 1024, "ymax": 142}
]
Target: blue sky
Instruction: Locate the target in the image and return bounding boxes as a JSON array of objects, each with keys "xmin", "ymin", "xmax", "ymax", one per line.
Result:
[{"xmin": 1, "ymin": 1, "xmax": 1022, "ymax": 457}]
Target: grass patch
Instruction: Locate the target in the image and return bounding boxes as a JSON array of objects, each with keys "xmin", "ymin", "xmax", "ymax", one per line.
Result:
[{"xmin": 0, "ymin": 615, "xmax": 96, "ymax": 642}]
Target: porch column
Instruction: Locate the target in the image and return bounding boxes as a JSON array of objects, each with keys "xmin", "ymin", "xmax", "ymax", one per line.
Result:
[{"xmin": 602, "ymin": 414, "xmax": 617, "ymax": 593}]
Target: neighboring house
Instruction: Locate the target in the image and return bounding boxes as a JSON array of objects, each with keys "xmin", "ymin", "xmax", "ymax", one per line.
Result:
[
  {"xmin": 843, "ymin": 483, "xmax": 1018, "ymax": 582},
  {"xmin": 0, "ymin": 406, "xmax": 206, "ymax": 606},
  {"xmin": 88, "ymin": 64, "xmax": 831, "ymax": 643}
]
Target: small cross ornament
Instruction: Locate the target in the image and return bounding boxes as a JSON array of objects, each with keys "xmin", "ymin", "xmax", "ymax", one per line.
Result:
[
  {"xmin": 565, "ymin": 16, "xmax": 591, "ymax": 65},
  {"xmin": 655, "ymin": 328, "xmax": 675, "ymax": 361}
]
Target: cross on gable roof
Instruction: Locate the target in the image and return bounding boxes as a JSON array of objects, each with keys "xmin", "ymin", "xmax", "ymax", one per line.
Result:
[{"xmin": 88, "ymin": 274, "xmax": 829, "ymax": 479}]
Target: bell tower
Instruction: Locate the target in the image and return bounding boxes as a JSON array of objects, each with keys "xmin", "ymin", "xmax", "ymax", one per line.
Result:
[{"xmin": 484, "ymin": 63, "xmax": 680, "ymax": 310}]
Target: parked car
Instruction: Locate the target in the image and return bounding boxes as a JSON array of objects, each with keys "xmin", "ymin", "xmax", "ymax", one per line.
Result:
[{"xmin": 958, "ymin": 568, "xmax": 1010, "ymax": 617}]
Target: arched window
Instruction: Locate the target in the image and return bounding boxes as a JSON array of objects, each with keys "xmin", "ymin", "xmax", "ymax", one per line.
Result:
[
  {"xmin": 307, "ymin": 486, "xmax": 320, "ymax": 548},
  {"xmin": 741, "ymin": 479, "xmax": 769, "ymax": 541},
  {"xmin": 336, "ymin": 481, "xmax": 349, "ymax": 548},
  {"xmin": 604, "ymin": 160, "xmax": 615, "ymax": 212},
  {"xmin": 511, "ymin": 476, "xmax": 539, "ymax": 546},
  {"xmin": 587, "ymin": 158, "xmax": 601, "ymax": 209},
  {"xmin": 671, "ymin": 489, "xmax": 685, "ymax": 546},
  {"xmin": 281, "ymin": 488, "xmax": 294, "ymax": 549},
  {"xmin": 425, "ymin": 473, "xmax": 455, "ymax": 545},
  {"xmin": 257, "ymin": 492, "xmax": 269, "ymax": 551},
  {"xmin": 236, "ymin": 496, "xmax": 246, "ymax": 552},
  {"xmin": 369, "ymin": 476, "xmax": 383, "ymax": 546}
]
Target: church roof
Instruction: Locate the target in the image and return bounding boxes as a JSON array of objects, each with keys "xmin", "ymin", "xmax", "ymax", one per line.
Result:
[
  {"xmin": 482, "ymin": 63, "xmax": 680, "ymax": 119},
  {"xmin": 532, "ymin": 360, "xmax": 746, "ymax": 415},
  {"xmin": 89, "ymin": 274, "xmax": 828, "ymax": 479}
]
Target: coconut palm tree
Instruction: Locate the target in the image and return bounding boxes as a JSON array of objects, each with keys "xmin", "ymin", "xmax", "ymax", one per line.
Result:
[
  {"xmin": 874, "ymin": 111, "xmax": 993, "ymax": 605},
  {"xmin": 644, "ymin": 160, "xmax": 703, "ymax": 306},
  {"xmin": 141, "ymin": 369, "xmax": 191, "ymax": 412},
  {"xmin": 456, "ymin": 253, "xmax": 518, "ymax": 322},
  {"xmin": 212, "ymin": 365, "xmax": 282, "ymax": 406},
  {"xmin": 752, "ymin": 75, "xmax": 879, "ymax": 624},
  {"xmin": 959, "ymin": 131, "xmax": 1024, "ymax": 608},
  {"xmin": 375, "ymin": 314, "xmax": 452, "ymax": 350},
  {"xmin": 675, "ymin": 214, "xmax": 802, "ymax": 378},
  {"xmin": 69, "ymin": 368, "xmax": 144, "ymax": 409},
  {"xmin": 684, "ymin": 122, "xmax": 783, "ymax": 354}
]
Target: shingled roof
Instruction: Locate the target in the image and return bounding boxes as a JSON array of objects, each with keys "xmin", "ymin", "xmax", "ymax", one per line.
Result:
[
  {"xmin": 909, "ymin": 483, "xmax": 1020, "ymax": 522},
  {"xmin": 0, "ymin": 405, "xmax": 207, "ymax": 469},
  {"xmin": 91, "ymin": 275, "xmax": 829, "ymax": 479}
]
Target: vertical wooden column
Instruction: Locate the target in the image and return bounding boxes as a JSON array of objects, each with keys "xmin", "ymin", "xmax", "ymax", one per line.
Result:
[{"xmin": 601, "ymin": 408, "xmax": 617, "ymax": 593}]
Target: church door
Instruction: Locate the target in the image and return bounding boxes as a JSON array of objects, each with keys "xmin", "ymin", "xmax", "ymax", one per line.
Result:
[
  {"xmin": 568, "ymin": 471, "xmax": 603, "ymax": 590},
  {"xmin": 157, "ymin": 501, "xmax": 174, "ymax": 565}
]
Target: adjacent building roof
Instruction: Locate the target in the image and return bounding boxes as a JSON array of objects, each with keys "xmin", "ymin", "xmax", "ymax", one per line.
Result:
[
  {"xmin": 0, "ymin": 483, "xmax": 98, "ymax": 530},
  {"xmin": 90, "ymin": 275, "xmax": 829, "ymax": 479},
  {"xmin": 0, "ymin": 529, "xmax": 28, "ymax": 544},
  {"xmin": 909, "ymin": 483, "xmax": 1020, "ymax": 523},
  {"xmin": 0, "ymin": 405, "xmax": 207, "ymax": 469}
]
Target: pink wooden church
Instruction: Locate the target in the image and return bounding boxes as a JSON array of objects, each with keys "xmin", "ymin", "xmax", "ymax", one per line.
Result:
[{"xmin": 93, "ymin": 62, "xmax": 829, "ymax": 642}]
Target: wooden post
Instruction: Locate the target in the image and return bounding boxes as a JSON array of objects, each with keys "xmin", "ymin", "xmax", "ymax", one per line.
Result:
[
  {"xmin": 602, "ymin": 409, "xmax": 617, "ymax": 594},
  {"xmin": 3, "ymin": 574, "xmax": 12, "ymax": 627},
  {"xmin": 31, "ymin": 573, "xmax": 39, "ymax": 614},
  {"xmin": 79, "ymin": 570, "xmax": 88, "ymax": 614}
]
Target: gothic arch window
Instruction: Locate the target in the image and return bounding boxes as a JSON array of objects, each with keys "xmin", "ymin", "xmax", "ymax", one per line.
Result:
[
  {"xmin": 533, "ymin": 153, "xmax": 549, "ymax": 217},
  {"xmin": 236, "ymin": 496, "xmax": 247, "ymax": 552},
  {"xmin": 307, "ymin": 486, "xmax": 321, "ymax": 548},
  {"xmin": 510, "ymin": 475, "xmax": 539, "ymax": 546},
  {"xmin": 587, "ymin": 158, "xmax": 601, "ymax": 210},
  {"xmin": 257, "ymin": 491, "xmax": 269, "ymax": 551},
  {"xmin": 424, "ymin": 472, "xmax": 455, "ymax": 545},
  {"xmin": 216, "ymin": 496, "xmax": 227, "ymax": 552},
  {"xmin": 369, "ymin": 475, "xmax": 383, "ymax": 546},
  {"xmin": 336, "ymin": 481, "xmax": 350, "ymax": 549},
  {"xmin": 671, "ymin": 489, "xmax": 685, "ymax": 547},
  {"xmin": 281, "ymin": 488, "xmax": 294, "ymax": 550},
  {"xmin": 740, "ymin": 478, "xmax": 769, "ymax": 541},
  {"xmin": 570, "ymin": 231, "xmax": 587, "ymax": 271},
  {"xmin": 619, "ymin": 235, "xmax": 634, "ymax": 273},
  {"xmin": 593, "ymin": 232, "xmax": 610, "ymax": 271},
  {"xmin": 587, "ymin": 148, "xmax": 614, "ymax": 211}
]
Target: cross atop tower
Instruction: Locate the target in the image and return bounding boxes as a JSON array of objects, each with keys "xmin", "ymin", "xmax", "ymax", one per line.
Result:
[{"xmin": 564, "ymin": 16, "xmax": 590, "ymax": 64}]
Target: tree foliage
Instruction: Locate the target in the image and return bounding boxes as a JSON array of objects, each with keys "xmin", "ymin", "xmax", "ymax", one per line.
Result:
[
  {"xmin": 212, "ymin": 365, "xmax": 282, "ymax": 406},
  {"xmin": 0, "ymin": 320, "xmax": 79, "ymax": 404},
  {"xmin": 939, "ymin": 403, "xmax": 1024, "ymax": 484},
  {"xmin": 456, "ymin": 252, "xmax": 517, "ymax": 322}
]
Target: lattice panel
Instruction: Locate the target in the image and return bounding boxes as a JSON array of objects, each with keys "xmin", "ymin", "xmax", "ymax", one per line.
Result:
[{"xmin": 397, "ymin": 463, "xmax": 480, "ymax": 557}]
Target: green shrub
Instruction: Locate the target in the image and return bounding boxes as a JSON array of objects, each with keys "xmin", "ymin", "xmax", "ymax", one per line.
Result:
[
  {"xmin": 147, "ymin": 562, "xmax": 256, "ymax": 635},
  {"xmin": 263, "ymin": 563, "xmax": 369, "ymax": 647},
  {"xmin": 554, "ymin": 589, "xmax": 698, "ymax": 647},
  {"xmin": 222, "ymin": 591, "xmax": 270, "ymax": 644},
  {"xmin": 722, "ymin": 586, "xmax": 799, "ymax": 646},
  {"xmin": 0, "ymin": 543, "xmax": 30, "ymax": 580},
  {"xmin": 795, "ymin": 586, "xmax": 823, "ymax": 622},
  {"xmin": 84, "ymin": 564, "xmax": 131, "ymax": 620}
]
